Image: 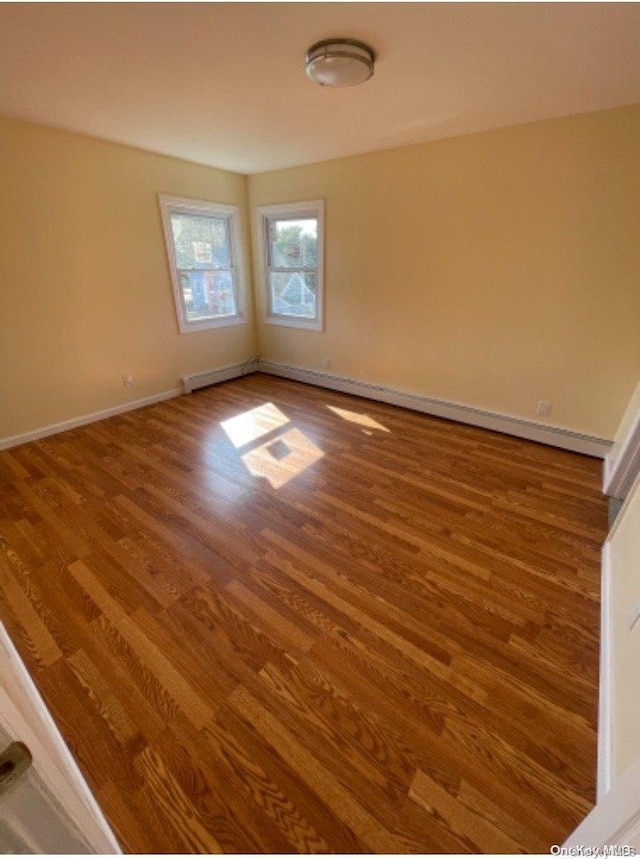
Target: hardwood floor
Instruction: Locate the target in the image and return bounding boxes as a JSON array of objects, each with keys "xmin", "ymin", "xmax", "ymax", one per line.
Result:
[{"xmin": 0, "ymin": 373, "xmax": 608, "ymax": 853}]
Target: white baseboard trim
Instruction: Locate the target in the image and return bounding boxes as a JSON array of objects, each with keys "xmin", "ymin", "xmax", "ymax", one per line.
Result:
[
  {"xmin": 257, "ymin": 360, "xmax": 612, "ymax": 458},
  {"xmin": 597, "ymin": 541, "xmax": 614, "ymax": 802},
  {"xmin": 0, "ymin": 388, "xmax": 181, "ymax": 451},
  {"xmin": 0, "ymin": 358, "xmax": 614, "ymax": 459},
  {"xmin": 604, "ymin": 412, "xmax": 640, "ymax": 500},
  {"xmin": 181, "ymin": 358, "xmax": 257, "ymax": 394},
  {"xmin": 565, "ymin": 754, "xmax": 640, "ymax": 847}
]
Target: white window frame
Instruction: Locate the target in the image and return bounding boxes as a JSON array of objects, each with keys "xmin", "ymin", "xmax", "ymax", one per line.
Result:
[
  {"xmin": 257, "ymin": 199, "xmax": 324, "ymax": 331},
  {"xmin": 158, "ymin": 193, "xmax": 247, "ymax": 334}
]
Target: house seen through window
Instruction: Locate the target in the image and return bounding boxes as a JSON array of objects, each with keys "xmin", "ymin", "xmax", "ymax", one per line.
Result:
[
  {"xmin": 258, "ymin": 200, "xmax": 324, "ymax": 331},
  {"xmin": 159, "ymin": 195, "xmax": 246, "ymax": 333}
]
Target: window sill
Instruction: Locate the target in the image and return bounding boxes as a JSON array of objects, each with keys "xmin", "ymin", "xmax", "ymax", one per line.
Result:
[
  {"xmin": 263, "ymin": 314, "xmax": 323, "ymax": 332},
  {"xmin": 178, "ymin": 314, "xmax": 247, "ymax": 334}
]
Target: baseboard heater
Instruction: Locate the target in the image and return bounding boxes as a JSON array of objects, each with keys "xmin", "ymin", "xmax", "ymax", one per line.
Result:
[
  {"xmin": 181, "ymin": 358, "xmax": 258, "ymax": 394},
  {"xmin": 257, "ymin": 359, "xmax": 611, "ymax": 459},
  {"xmin": 178, "ymin": 357, "xmax": 611, "ymax": 459}
]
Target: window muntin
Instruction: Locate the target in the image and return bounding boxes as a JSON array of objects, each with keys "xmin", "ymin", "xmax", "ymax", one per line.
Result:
[
  {"xmin": 159, "ymin": 195, "xmax": 246, "ymax": 333},
  {"xmin": 258, "ymin": 201, "xmax": 324, "ymax": 331}
]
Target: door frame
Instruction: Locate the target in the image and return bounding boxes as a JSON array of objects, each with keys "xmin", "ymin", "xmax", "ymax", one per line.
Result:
[{"xmin": 0, "ymin": 623, "xmax": 120, "ymax": 853}]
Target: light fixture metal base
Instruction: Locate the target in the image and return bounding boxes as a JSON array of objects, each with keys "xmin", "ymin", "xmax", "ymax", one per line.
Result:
[{"xmin": 305, "ymin": 38, "xmax": 375, "ymax": 88}]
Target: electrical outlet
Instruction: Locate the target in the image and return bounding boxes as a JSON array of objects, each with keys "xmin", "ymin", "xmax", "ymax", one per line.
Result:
[
  {"xmin": 323, "ymin": 358, "xmax": 331, "ymax": 370},
  {"xmin": 122, "ymin": 373, "xmax": 134, "ymax": 388},
  {"xmin": 536, "ymin": 400, "xmax": 551, "ymax": 417}
]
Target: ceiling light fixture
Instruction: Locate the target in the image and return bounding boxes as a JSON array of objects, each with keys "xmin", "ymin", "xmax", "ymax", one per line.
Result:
[{"xmin": 305, "ymin": 38, "xmax": 375, "ymax": 88}]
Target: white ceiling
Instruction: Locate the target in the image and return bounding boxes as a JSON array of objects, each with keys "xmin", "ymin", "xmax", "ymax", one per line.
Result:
[{"xmin": 1, "ymin": 3, "xmax": 639, "ymax": 174}]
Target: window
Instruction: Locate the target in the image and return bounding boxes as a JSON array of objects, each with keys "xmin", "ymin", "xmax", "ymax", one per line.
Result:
[
  {"xmin": 158, "ymin": 194, "xmax": 246, "ymax": 333},
  {"xmin": 257, "ymin": 200, "xmax": 324, "ymax": 331}
]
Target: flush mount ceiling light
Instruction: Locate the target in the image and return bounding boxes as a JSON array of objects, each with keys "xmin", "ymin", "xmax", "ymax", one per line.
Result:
[{"xmin": 305, "ymin": 38, "xmax": 375, "ymax": 88}]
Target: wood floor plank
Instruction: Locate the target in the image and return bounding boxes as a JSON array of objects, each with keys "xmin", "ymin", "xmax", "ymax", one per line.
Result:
[
  {"xmin": 0, "ymin": 373, "xmax": 607, "ymax": 852},
  {"xmin": 152, "ymin": 719, "xmax": 290, "ymax": 853},
  {"xmin": 227, "ymin": 683, "xmax": 409, "ymax": 853},
  {"xmin": 0, "ymin": 539, "xmax": 62, "ymax": 668},
  {"xmin": 408, "ymin": 767, "xmax": 522, "ymax": 854},
  {"xmin": 134, "ymin": 744, "xmax": 223, "ymax": 853},
  {"xmin": 69, "ymin": 559, "xmax": 215, "ymax": 730}
]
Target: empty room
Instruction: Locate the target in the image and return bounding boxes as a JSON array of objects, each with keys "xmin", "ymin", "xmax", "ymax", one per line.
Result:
[{"xmin": 1, "ymin": 2, "xmax": 640, "ymax": 854}]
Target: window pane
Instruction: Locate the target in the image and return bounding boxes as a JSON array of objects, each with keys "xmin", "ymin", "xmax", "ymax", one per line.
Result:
[
  {"xmin": 270, "ymin": 271, "xmax": 317, "ymax": 318},
  {"xmin": 269, "ymin": 218, "xmax": 317, "ymax": 269},
  {"xmin": 180, "ymin": 270, "xmax": 237, "ymax": 321},
  {"xmin": 170, "ymin": 214, "xmax": 231, "ymax": 269}
]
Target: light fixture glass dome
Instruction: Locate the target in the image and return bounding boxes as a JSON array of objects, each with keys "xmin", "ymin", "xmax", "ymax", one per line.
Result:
[{"xmin": 305, "ymin": 39, "xmax": 375, "ymax": 88}]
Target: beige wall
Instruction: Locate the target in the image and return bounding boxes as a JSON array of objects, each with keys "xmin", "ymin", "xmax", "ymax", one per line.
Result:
[
  {"xmin": 0, "ymin": 116, "xmax": 256, "ymax": 440},
  {"xmin": 248, "ymin": 105, "xmax": 640, "ymax": 439},
  {"xmin": 2, "ymin": 105, "xmax": 639, "ymax": 443}
]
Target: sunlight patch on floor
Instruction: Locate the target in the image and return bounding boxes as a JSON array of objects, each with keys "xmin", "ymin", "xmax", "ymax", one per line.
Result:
[
  {"xmin": 326, "ymin": 405, "xmax": 390, "ymax": 433},
  {"xmin": 220, "ymin": 402, "xmax": 290, "ymax": 448},
  {"xmin": 220, "ymin": 403, "xmax": 324, "ymax": 488},
  {"xmin": 241, "ymin": 427, "xmax": 324, "ymax": 489}
]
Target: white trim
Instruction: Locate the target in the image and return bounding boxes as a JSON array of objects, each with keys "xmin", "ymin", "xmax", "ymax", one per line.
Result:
[
  {"xmin": 182, "ymin": 358, "xmax": 257, "ymax": 394},
  {"xmin": 256, "ymin": 199, "xmax": 324, "ymax": 332},
  {"xmin": 604, "ymin": 411, "xmax": 640, "ymax": 500},
  {"xmin": 597, "ymin": 540, "xmax": 614, "ymax": 802},
  {"xmin": 257, "ymin": 360, "xmax": 612, "ymax": 458},
  {"xmin": 0, "ymin": 388, "xmax": 181, "ymax": 451},
  {"xmin": 158, "ymin": 193, "xmax": 248, "ymax": 334},
  {"xmin": 565, "ymin": 754, "xmax": 640, "ymax": 848},
  {"xmin": 596, "ymin": 473, "xmax": 640, "ymax": 802},
  {"xmin": 0, "ymin": 624, "xmax": 120, "ymax": 853},
  {"xmin": 606, "ymin": 472, "xmax": 640, "ymax": 543},
  {"xmin": 576, "ymin": 472, "xmax": 640, "ymax": 841},
  {"xmin": 1, "ymin": 360, "xmax": 613, "ymax": 458}
]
